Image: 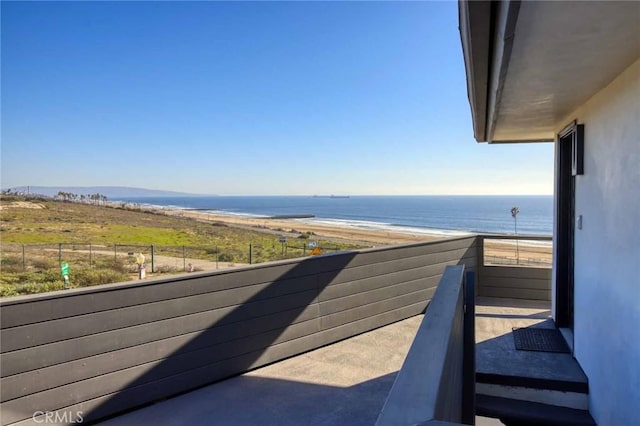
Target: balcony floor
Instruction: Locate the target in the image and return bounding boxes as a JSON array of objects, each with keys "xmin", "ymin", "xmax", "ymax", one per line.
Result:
[
  {"xmin": 475, "ymin": 297, "xmax": 587, "ymax": 386},
  {"xmin": 102, "ymin": 297, "xmax": 569, "ymax": 426},
  {"xmin": 100, "ymin": 315, "xmax": 423, "ymax": 426}
]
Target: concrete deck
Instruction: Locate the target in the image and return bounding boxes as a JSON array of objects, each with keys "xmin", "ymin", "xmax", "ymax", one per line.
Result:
[
  {"xmin": 475, "ymin": 297, "xmax": 588, "ymax": 387},
  {"xmin": 101, "ymin": 316, "xmax": 423, "ymax": 426}
]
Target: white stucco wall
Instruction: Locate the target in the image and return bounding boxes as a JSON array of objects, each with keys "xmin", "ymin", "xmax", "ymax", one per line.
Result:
[{"xmin": 553, "ymin": 58, "xmax": 640, "ymax": 425}]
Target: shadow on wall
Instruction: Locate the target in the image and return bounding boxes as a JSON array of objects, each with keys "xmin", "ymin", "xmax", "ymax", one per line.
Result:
[
  {"xmin": 81, "ymin": 252, "xmax": 360, "ymax": 422},
  {"xmin": 6, "ymin": 237, "xmax": 476, "ymax": 425}
]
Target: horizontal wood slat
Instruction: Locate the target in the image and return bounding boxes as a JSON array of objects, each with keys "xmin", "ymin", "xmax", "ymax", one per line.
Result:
[
  {"xmin": 482, "ymin": 266, "xmax": 551, "ymax": 280},
  {"xmin": 0, "ymin": 237, "xmax": 478, "ymax": 425},
  {"xmin": 478, "ymin": 286, "xmax": 550, "ymax": 301},
  {"xmin": 480, "ymin": 276, "xmax": 551, "ymax": 290},
  {"xmin": 477, "ymin": 235, "xmax": 552, "ymax": 302}
]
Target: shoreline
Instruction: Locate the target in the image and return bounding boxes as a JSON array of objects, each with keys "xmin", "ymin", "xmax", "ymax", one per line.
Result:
[
  {"xmin": 116, "ymin": 201, "xmax": 451, "ymax": 246},
  {"xmin": 165, "ymin": 208, "xmax": 444, "ymax": 246},
  {"xmin": 124, "ymin": 202, "xmax": 550, "ymax": 248}
]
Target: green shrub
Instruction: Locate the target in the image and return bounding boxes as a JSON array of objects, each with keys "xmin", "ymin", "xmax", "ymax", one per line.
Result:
[
  {"xmin": 1, "ymin": 256, "xmax": 21, "ymax": 266},
  {"xmin": 0, "ymin": 281, "xmax": 67, "ymax": 297},
  {"xmin": 0, "ymin": 274, "xmax": 21, "ymax": 285},
  {"xmin": 31, "ymin": 258, "xmax": 55, "ymax": 270},
  {"xmin": 0, "ymin": 285, "xmax": 18, "ymax": 297},
  {"xmin": 218, "ymin": 253, "xmax": 234, "ymax": 262},
  {"xmin": 154, "ymin": 265, "xmax": 180, "ymax": 273},
  {"xmin": 1, "ymin": 257, "xmax": 23, "ymax": 273},
  {"xmin": 92, "ymin": 259, "xmax": 128, "ymax": 273},
  {"xmin": 0, "ymin": 269, "xmax": 61, "ymax": 285},
  {"xmin": 72, "ymin": 269, "xmax": 129, "ymax": 287}
]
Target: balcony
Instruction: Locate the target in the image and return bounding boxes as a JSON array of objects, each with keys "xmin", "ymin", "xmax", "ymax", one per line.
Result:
[{"xmin": 0, "ymin": 234, "xmax": 593, "ymax": 425}]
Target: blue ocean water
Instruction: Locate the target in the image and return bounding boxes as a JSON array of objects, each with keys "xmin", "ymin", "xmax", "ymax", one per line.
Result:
[{"xmin": 118, "ymin": 195, "xmax": 552, "ymax": 236}]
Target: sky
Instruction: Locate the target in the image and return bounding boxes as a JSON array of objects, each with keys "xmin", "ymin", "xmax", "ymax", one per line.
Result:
[{"xmin": 1, "ymin": 1, "xmax": 554, "ymax": 196}]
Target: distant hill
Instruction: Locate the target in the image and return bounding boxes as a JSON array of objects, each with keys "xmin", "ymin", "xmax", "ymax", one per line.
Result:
[{"xmin": 3, "ymin": 186, "xmax": 209, "ymax": 198}]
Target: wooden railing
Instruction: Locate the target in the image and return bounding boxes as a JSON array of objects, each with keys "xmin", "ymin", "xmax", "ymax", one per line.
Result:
[
  {"xmin": 0, "ymin": 233, "xmax": 554, "ymax": 425},
  {"xmin": 0, "ymin": 237, "xmax": 477, "ymax": 425},
  {"xmin": 477, "ymin": 234, "xmax": 552, "ymax": 301},
  {"xmin": 376, "ymin": 265, "xmax": 475, "ymax": 425}
]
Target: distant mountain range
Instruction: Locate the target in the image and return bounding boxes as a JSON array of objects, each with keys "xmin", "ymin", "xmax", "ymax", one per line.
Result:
[{"xmin": 3, "ymin": 186, "xmax": 208, "ymax": 198}]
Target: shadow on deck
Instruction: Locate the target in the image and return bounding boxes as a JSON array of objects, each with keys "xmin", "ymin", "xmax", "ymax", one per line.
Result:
[{"xmin": 100, "ymin": 316, "xmax": 423, "ymax": 426}]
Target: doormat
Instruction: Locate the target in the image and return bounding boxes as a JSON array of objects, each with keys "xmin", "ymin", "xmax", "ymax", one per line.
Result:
[{"xmin": 512, "ymin": 327, "xmax": 570, "ymax": 353}]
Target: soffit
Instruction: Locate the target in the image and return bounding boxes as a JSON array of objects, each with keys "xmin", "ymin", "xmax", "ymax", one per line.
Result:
[{"xmin": 491, "ymin": 1, "xmax": 640, "ymax": 142}]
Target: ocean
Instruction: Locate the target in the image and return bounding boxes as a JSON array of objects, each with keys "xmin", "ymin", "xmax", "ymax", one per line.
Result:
[{"xmin": 117, "ymin": 195, "xmax": 553, "ymax": 237}]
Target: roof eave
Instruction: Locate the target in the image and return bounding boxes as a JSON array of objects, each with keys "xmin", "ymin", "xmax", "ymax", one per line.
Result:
[
  {"xmin": 460, "ymin": 1, "xmax": 525, "ymax": 144},
  {"xmin": 458, "ymin": 0, "xmax": 492, "ymax": 143}
]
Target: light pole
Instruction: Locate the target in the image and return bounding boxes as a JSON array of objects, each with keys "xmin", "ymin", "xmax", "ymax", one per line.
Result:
[{"xmin": 511, "ymin": 206, "xmax": 520, "ymax": 264}]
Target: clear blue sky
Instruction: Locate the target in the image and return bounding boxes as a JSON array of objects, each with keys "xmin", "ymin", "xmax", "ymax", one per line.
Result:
[{"xmin": 1, "ymin": 1, "xmax": 553, "ymax": 195}]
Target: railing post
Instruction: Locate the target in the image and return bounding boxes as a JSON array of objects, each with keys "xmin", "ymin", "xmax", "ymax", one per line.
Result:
[
  {"xmin": 151, "ymin": 245, "xmax": 155, "ymax": 273},
  {"xmin": 183, "ymin": 245, "xmax": 186, "ymax": 271},
  {"xmin": 249, "ymin": 244, "xmax": 252, "ymax": 264},
  {"xmin": 89, "ymin": 243, "xmax": 92, "ymax": 268},
  {"xmin": 462, "ymin": 270, "xmax": 476, "ymax": 425},
  {"xmin": 477, "ymin": 235, "xmax": 484, "ymax": 294},
  {"xmin": 58, "ymin": 243, "xmax": 62, "ymax": 264},
  {"xmin": 114, "ymin": 244, "xmax": 117, "ymax": 262},
  {"xmin": 22, "ymin": 244, "xmax": 26, "ymax": 271}
]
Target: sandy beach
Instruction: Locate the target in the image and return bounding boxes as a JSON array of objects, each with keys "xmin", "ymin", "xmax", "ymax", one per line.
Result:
[
  {"xmin": 155, "ymin": 207, "xmax": 446, "ymax": 246},
  {"xmin": 144, "ymin": 205, "xmax": 552, "ymax": 267}
]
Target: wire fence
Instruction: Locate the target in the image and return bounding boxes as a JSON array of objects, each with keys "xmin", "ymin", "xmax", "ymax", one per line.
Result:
[
  {"xmin": 482, "ymin": 238, "xmax": 552, "ymax": 267},
  {"xmin": 1, "ymin": 241, "xmax": 350, "ymax": 275},
  {"xmin": 1, "ymin": 238, "xmax": 551, "ymax": 297},
  {"xmin": 2, "ymin": 239, "xmax": 553, "ymax": 275}
]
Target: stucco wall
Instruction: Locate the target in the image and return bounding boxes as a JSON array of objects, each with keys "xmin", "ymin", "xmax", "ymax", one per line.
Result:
[{"xmin": 553, "ymin": 58, "xmax": 640, "ymax": 425}]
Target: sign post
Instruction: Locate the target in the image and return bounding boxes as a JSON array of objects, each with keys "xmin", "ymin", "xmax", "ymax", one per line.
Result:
[
  {"xmin": 136, "ymin": 253, "xmax": 146, "ymax": 279},
  {"xmin": 279, "ymin": 236, "xmax": 287, "ymax": 256},
  {"xmin": 60, "ymin": 262, "xmax": 70, "ymax": 289},
  {"xmin": 309, "ymin": 241, "xmax": 323, "ymax": 256}
]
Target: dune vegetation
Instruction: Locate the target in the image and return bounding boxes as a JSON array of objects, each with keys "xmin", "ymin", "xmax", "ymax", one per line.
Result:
[{"xmin": 0, "ymin": 195, "xmax": 364, "ymax": 297}]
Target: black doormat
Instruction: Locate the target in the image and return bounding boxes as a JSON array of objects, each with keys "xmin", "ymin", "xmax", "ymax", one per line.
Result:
[{"xmin": 512, "ymin": 327, "xmax": 570, "ymax": 353}]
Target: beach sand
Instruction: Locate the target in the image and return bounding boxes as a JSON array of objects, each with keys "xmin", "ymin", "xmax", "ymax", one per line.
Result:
[
  {"xmin": 169, "ymin": 209, "xmax": 552, "ymax": 267},
  {"xmin": 141, "ymin": 206, "xmax": 551, "ymax": 267},
  {"xmin": 158, "ymin": 208, "xmax": 445, "ymax": 246}
]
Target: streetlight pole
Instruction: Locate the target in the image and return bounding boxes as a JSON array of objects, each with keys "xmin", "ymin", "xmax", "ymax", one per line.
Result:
[{"xmin": 511, "ymin": 206, "xmax": 520, "ymax": 264}]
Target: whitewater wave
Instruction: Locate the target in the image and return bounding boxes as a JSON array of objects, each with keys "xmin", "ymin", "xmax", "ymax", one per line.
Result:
[
  {"xmin": 199, "ymin": 210, "xmax": 270, "ymax": 219},
  {"xmin": 297, "ymin": 217, "xmax": 473, "ymax": 237},
  {"xmin": 112, "ymin": 199, "xmax": 550, "ymax": 241}
]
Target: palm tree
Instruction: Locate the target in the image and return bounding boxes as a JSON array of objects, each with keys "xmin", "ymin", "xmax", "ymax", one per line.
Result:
[{"xmin": 511, "ymin": 206, "xmax": 520, "ymax": 264}]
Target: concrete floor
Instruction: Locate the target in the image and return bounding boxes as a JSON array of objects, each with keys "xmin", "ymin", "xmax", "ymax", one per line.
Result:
[
  {"xmin": 475, "ymin": 297, "xmax": 587, "ymax": 384},
  {"xmin": 101, "ymin": 316, "xmax": 424, "ymax": 426},
  {"xmin": 100, "ymin": 300, "xmax": 551, "ymax": 426}
]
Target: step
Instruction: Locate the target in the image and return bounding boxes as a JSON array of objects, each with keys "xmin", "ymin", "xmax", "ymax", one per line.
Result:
[
  {"xmin": 476, "ymin": 394, "xmax": 596, "ymax": 426},
  {"xmin": 476, "ymin": 372, "xmax": 589, "ymax": 410}
]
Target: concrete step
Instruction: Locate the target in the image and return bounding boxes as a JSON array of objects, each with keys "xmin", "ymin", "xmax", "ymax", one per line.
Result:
[
  {"xmin": 476, "ymin": 372, "xmax": 589, "ymax": 410},
  {"xmin": 476, "ymin": 394, "xmax": 596, "ymax": 426}
]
